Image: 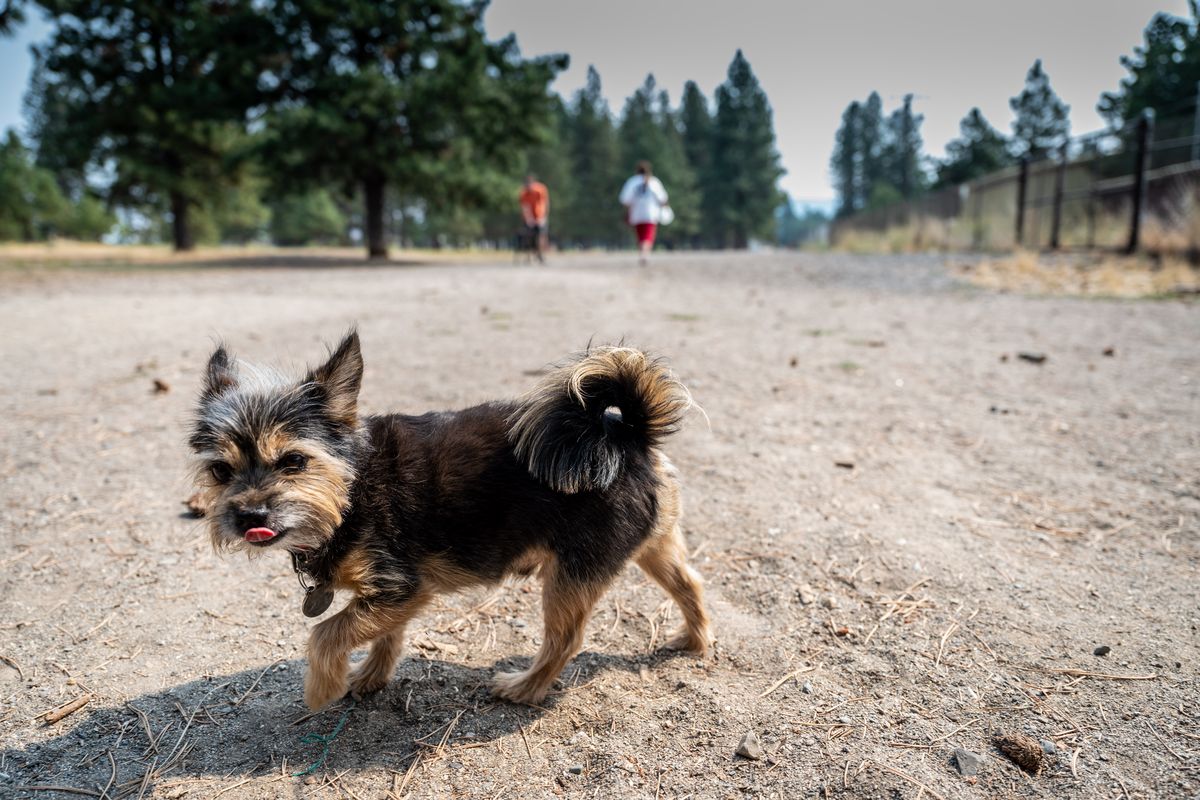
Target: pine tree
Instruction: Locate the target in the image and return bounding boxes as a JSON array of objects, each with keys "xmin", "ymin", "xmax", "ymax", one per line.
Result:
[
  {"xmin": 1010, "ymin": 60, "xmax": 1071, "ymax": 160},
  {"xmin": 26, "ymin": 0, "xmax": 274, "ymax": 250},
  {"xmin": 936, "ymin": 108, "xmax": 1011, "ymax": 188},
  {"xmin": 679, "ymin": 81, "xmax": 716, "ymax": 245},
  {"xmin": 1099, "ymin": 3, "xmax": 1200, "ymax": 127},
  {"xmin": 882, "ymin": 94, "xmax": 925, "ymax": 199},
  {"xmin": 710, "ymin": 50, "xmax": 784, "ymax": 248},
  {"xmin": 857, "ymin": 92, "xmax": 887, "ymax": 204},
  {"xmin": 260, "ymin": 0, "xmax": 565, "ymax": 258},
  {"xmin": 563, "ymin": 66, "xmax": 622, "ymax": 247},
  {"xmin": 654, "ymin": 89, "xmax": 701, "ymax": 244},
  {"xmin": 831, "ymin": 100, "xmax": 862, "ymax": 217}
]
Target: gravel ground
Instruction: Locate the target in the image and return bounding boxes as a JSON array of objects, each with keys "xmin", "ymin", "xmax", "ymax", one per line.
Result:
[{"xmin": 1, "ymin": 251, "xmax": 1197, "ymax": 799}]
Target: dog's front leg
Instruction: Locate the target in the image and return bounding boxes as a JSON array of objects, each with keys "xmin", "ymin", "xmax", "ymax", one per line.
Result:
[{"xmin": 304, "ymin": 596, "xmax": 422, "ymax": 711}]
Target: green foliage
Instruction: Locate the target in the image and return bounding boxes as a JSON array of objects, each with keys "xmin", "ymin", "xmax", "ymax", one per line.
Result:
[
  {"xmin": 881, "ymin": 94, "xmax": 926, "ymax": 198},
  {"xmin": 679, "ymin": 81, "xmax": 719, "ymax": 244},
  {"xmin": 27, "ymin": 0, "xmax": 275, "ymax": 250},
  {"xmin": 259, "ymin": 0, "xmax": 566, "ymax": 258},
  {"xmin": 560, "ymin": 66, "xmax": 622, "ymax": 246},
  {"xmin": 1010, "ymin": 59, "xmax": 1070, "ymax": 159},
  {"xmin": 270, "ymin": 191, "xmax": 346, "ymax": 246},
  {"xmin": 831, "ymin": 92, "xmax": 927, "ymax": 216},
  {"xmin": 831, "ymin": 101, "xmax": 862, "ymax": 217},
  {"xmin": 710, "ymin": 50, "xmax": 785, "ymax": 247},
  {"xmin": 936, "ymin": 108, "xmax": 1012, "ymax": 188},
  {"xmin": 1099, "ymin": 3, "xmax": 1200, "ymax": 127},
  {"xmin": 0, "ymin": 130, "xmax": 113, "ymax": 241}
]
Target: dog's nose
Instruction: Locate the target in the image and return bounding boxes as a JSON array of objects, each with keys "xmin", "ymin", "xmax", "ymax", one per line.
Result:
[{"xmin": 234, "ymin": 507, "xmax": 270, "ymax": 531}]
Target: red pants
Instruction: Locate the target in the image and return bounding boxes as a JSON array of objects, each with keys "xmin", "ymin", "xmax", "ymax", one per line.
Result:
[{"xmin": 634, "ymin": 222, "xmax": 657, "ymax": 245}]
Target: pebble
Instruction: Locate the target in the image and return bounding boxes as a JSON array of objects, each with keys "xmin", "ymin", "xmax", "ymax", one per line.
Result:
[
  {"xmin": 952, "ymin": 748, "xmax": 984, "ymax": 777},
  {"xmin": 1040, "ymin": 739, "xmax": 1057, "ymax": 755},
  {"xmin": 801, "ymin": 681, "xmax": 814, "ymax": 695},
  {"xmin": 735, "ymin": 731, "xmax": 764, "ymax": 760},
  {"xmin": 567, "ymin": 764, "xmax": 584, "ymax": 775},
  {"xmin": 1094, "ymin": 645, "xmax": 1111, "ymax": 657},
  {"xmin": 797, "ymin": 585, "xmax": 817, "ymax": 606},
  {"xmin": 569, "ymin": 731, "xmax": 590, "ymax": 745}
]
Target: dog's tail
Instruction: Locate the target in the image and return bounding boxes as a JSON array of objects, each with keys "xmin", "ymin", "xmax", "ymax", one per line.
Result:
[{"xmin": 507, "ymin": 346, "xmax": 693, "ymax": 494}]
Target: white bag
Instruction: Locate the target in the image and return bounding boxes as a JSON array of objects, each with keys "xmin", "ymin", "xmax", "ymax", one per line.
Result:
[{"xmin": 658, "ymin": 205, "xmax": 675, "ymax": 226}]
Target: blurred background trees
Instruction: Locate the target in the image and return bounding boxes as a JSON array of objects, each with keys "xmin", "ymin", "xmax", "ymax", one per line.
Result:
[{"xmin": 0, "ymin": 1, "xmax": 801, "ymax": 254}]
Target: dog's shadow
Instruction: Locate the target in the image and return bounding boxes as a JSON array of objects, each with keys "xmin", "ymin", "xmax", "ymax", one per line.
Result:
[{"xmin": 4, "ymin": 648, "xmax": 679, "ymax": 795}]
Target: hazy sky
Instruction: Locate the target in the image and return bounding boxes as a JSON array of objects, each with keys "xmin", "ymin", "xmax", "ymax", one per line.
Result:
[{"xmin": 1, "ymin": 2, "xmax": 1188, "ymax": 206}]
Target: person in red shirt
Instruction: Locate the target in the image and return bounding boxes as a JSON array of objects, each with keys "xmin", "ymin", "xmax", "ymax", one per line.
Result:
[{"xmin": 518, "ymin": 175, "xmax": 550, "ymax": 263}]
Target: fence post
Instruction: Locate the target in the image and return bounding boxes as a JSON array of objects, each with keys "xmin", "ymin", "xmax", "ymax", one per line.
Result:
[
  {"xmin": 1049, "ymin": 142, "xmax": 1069, "ymax": 250},
  {"xmin": 1015, "ymin": 157, "xmax": 1029, "ymax": 248},
  {"xmin": 1125, "ymin": 110, "xmax": 1154, "ymax": 255}
]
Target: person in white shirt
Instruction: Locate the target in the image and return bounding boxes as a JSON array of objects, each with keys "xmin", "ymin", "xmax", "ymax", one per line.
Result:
[{"xmin": 619, "ymin": 161, "xmax": 670, "ymax": 265}]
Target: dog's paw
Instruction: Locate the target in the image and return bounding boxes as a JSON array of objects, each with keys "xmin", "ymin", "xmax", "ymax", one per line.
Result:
[
  {"xmin": 492, "ymin": 669, "xmax": 550, "ymax": 705},
  {"xmin": 348, "ymin": 663, "xmax": 392, "ymax": 698},
  {"xmin": 304, "ymin": 668, "xmax": 349, "ymax": 711},
  {"xmin": 664, "ymin": 626, "xmax": 712, "ymax": 655}
]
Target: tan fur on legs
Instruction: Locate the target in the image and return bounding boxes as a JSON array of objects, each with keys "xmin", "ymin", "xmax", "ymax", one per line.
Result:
[
  {"xmin": 306, "ymin": 594, "xmax": 428, "ymax": 710},
  {"xmin": 636, "ymin": 523, "xmax": 712, "ymax": 653},
  {"xmin": 492, "ymin": 568, "xmax": 611, "ymax": 705},
  {"xmin": 348, "ymin": 624, "xmax": 408, "ymax": 697}
]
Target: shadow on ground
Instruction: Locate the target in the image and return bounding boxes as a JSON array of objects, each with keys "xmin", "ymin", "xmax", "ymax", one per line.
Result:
[{"xmin": 3, "ymin": 647, "xmax": 679, "ymax": 797}]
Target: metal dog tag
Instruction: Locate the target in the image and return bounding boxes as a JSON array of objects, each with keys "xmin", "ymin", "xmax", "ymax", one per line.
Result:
[{"xmin": 302, "ymin": 585, "xmax": 334, "ymax": 617}]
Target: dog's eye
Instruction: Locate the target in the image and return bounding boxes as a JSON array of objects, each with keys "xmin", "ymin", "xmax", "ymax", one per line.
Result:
[
  {"xmin": 278, "ymin": 452, "xmax": 308, "ymax": 474},
  {"xmin": 209, "ymin": 461, "xmax": 233, "ymax": 484}
]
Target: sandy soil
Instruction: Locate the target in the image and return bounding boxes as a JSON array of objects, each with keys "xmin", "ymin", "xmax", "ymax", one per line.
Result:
[{"xmin": 0, "ymin": 251, "xmax": 1197, "ymax": 799}]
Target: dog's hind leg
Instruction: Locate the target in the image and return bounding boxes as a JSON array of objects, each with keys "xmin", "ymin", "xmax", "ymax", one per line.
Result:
[
  {"xmin": 492, "ymin": 565, "xmax": 611, "ymax": 705},
  {"xmin": 636, "ymin": 522, "xmax": 712, "ymax": 654}
]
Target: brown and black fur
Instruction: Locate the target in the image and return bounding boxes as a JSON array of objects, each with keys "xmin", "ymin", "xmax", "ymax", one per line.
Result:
[{"xmin": 189, "ymin": 332, "xmax": 711, "ymax": 710}]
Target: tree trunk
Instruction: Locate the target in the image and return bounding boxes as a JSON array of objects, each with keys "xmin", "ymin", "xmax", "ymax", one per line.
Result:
[
  {"xmin": 363, "ymin": 174, "xmax": 387, "ymax": 260},
  {"xmin": 170, "ymin": 191, "xmax": 194, "ymax": 252}
]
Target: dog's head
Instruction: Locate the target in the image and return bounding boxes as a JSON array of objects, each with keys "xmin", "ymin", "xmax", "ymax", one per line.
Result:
[{"xmin": 188, "ymin": 331, "xmax": 364, "ymax": 555}]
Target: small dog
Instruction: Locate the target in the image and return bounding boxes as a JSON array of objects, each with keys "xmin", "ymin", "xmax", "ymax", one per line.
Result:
[{"xmin": 188, "ymin": 332, "xmax": 711, "ymax": 709}]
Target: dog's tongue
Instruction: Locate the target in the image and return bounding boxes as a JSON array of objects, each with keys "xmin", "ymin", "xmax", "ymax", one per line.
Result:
[{"xmin": 244, "ymin": 527, "xmax": 278, "ymax": 543}]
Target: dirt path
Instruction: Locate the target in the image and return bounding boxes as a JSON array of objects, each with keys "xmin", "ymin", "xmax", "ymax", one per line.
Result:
[{"xmin": 1, "ymin": 252, "xmax": 1197, "ymax": 799}]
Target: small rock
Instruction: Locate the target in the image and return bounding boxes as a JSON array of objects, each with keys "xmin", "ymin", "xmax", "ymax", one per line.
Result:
[
  {"xmin": 821, "ymin": 596, "xmax": 838, "ymax": 610},
  {"xmin": 1039, "ymin": 739, "xmax": 1056, "ymax": 755},
  {"xmin": 1102, "ymin": 346, "xmax": 1115, "ymax": 357},
  {"xmin": 952, "ymin": 747, "xmax": 984, "ymax": 777},
  {"xmin": 303, "ymin": 776, "xmax": 318, "ymax": 786},
  {"xmin": 797, "ymin": 586, "xmax": 817, "ymax": 606},
  {"xmin": 638, "ymin": 665, "xmax": 652, "ymax": 683},
  {"xmin": 569, "ymin": 731, "xmax": 590, "ymax": 746},
  {"xmin": 1017, "ymin": 352, "xmax": 1047, "ymax": 364},
  {"xmin": 735, "ymin": 731, "xmax": 763, "ymax": 760},
  {"xmin": 1093, "ymin": 645, "xmax": 1111, "ymax": 657},
  {"xmin": 567, "ymin": 764, "xmax": 584, "ymax": 775},
  {"xmin": 801, "ymin": 681, "xmax": 814, "ymax": 695},
  {"xmin": 152, "ymin": 378, "xmax": 171, "ymax": 394}
]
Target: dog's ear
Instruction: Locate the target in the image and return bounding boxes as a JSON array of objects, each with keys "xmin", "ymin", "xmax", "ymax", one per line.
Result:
[
  {"xmin": 202, "ymin": 346, "xmax": 237, "ymax": 400},
  {"xmin": 308, "ymin": 330, "xmax": 363, "ymax": 426}
]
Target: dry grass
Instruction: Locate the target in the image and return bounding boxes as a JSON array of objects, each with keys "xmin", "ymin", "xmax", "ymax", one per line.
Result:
[
  {"xmin": 960, "ymin": 250, "xmax": 1200, "ymax": 298},
  {"xmin": 0, "ymin": 241, "xmax": 506, "ymax": 269}
]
